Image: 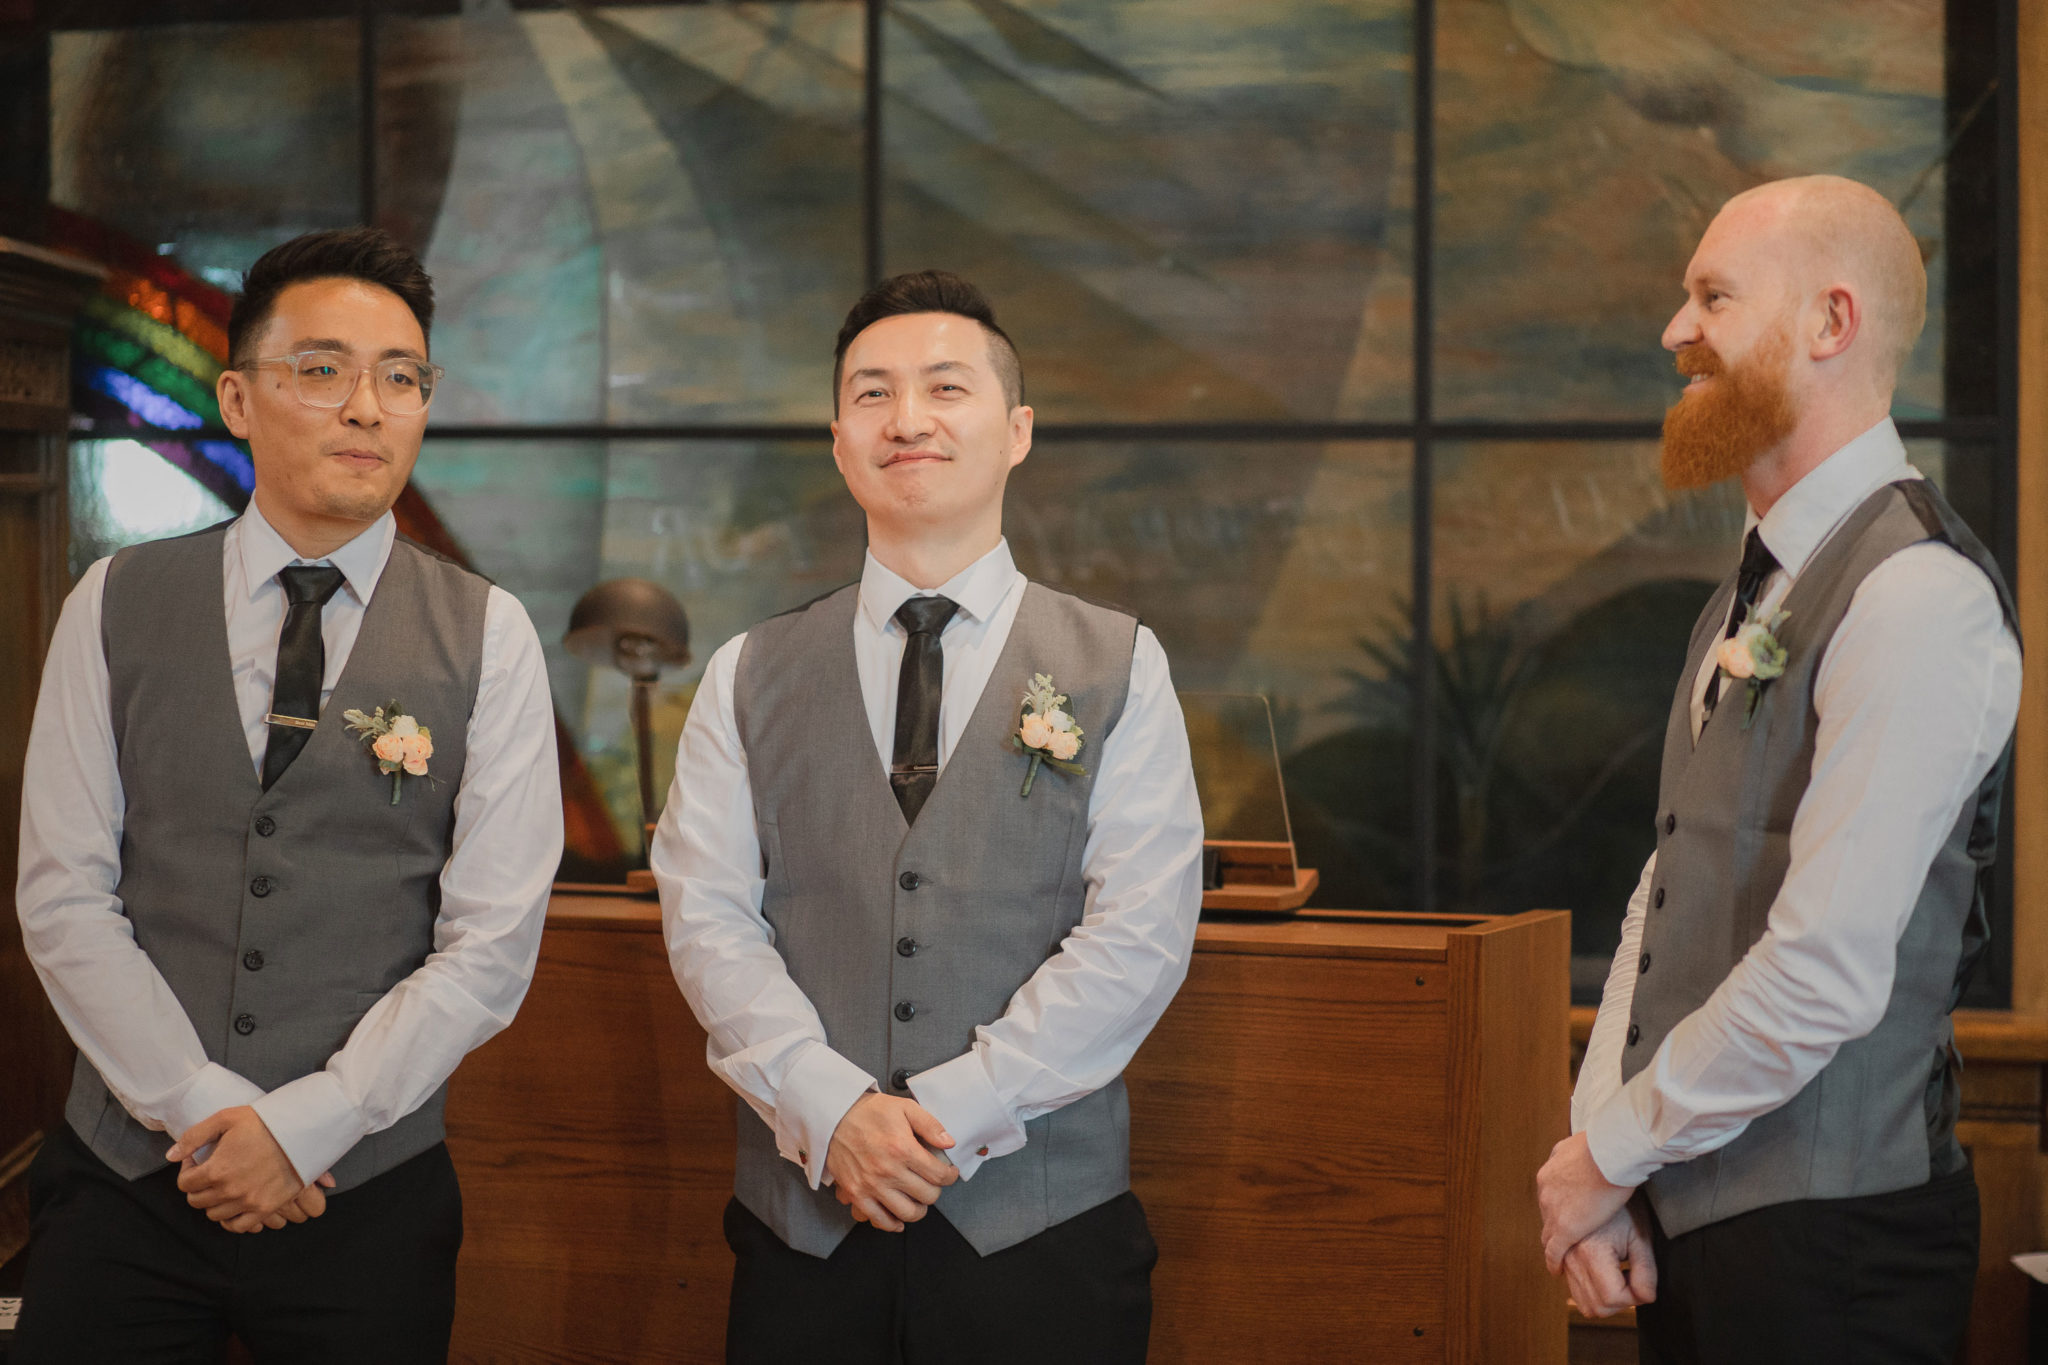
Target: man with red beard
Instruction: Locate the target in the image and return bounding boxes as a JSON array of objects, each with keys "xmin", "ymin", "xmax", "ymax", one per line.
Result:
[{"xmin": 1534, "ymin": 175, "xmax": 2021, "ymax": 1363}]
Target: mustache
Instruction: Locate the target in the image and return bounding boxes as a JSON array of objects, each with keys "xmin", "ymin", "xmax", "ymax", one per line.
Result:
[{"xmin": 1675, "ymin": 346, "xmax": 1723, "ymax": 379}]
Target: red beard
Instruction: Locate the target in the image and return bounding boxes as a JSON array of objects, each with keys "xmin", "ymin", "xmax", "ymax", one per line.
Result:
[{"xmin": 1661, "ymin": 330, "xmax": 1798, "ymax": 490}]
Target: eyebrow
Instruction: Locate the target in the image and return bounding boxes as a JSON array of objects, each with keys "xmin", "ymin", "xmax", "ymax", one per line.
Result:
[
  {"xmin": 846, "ymin": 360, "xmax": 978, "ymax": 386},
  {"xmin": 282, "ymin": 337, "xmax": 427, "ymax": 362}
]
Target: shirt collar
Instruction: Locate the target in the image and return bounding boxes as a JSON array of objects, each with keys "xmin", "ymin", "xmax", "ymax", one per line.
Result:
[
  {"xmin": 234, "ymin": 498, "xmax": 397, "ymax": 607},
  {"xmin": 1748, "ymin": 417, "xmax": 1917, "ymax": 580},
  {"xmin": 859, "ymin": 538, "xmax": 1022, "ymax": 634}
]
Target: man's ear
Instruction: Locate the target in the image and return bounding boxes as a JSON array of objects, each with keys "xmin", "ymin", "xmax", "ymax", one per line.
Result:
[
  {"xmin": 217, "ymin": 366, "xmax": 253, "ymax": 439},
  {"xmin": 1810, "ymin": 284, "xmax": 1861, "ymax": 363},
  {"xmin": 829, "ymin": 418, "xmax": 849, "ymax": 479},
  {"xmin": 1007, "ymin": 405, "xmax": 1033, "ymax": 470}
]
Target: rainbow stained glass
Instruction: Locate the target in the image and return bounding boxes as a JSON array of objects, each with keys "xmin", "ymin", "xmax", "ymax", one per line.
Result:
[{"xmin": 48, "ymin": 210, "xmax": 254, "ymax": 504}]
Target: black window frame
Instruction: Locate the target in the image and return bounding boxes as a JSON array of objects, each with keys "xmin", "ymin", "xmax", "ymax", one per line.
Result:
[{"xmin": 16, "ymin": 0, "xmax": 2021, "ymax": 1003}]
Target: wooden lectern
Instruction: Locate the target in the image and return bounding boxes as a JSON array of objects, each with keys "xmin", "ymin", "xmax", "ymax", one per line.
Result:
[
  {"xmin": 1133, "ymin": 909, "xmax": 1569, "ymax": 1363},
  {"xmin": 446, "ymin": 897, "xmax": 1570, "ymax": 1363}
]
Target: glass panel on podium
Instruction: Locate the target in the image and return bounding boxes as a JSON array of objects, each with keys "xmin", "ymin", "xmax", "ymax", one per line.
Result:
[{"xmin": 1181, "ymin": 691, "xmax": 1317, "ymax": 916}]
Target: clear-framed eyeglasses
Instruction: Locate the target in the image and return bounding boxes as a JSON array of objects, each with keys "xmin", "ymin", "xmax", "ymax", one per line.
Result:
[{"xmin": 246, "ymin": 350, "xmax": 445, "ymax": 415}]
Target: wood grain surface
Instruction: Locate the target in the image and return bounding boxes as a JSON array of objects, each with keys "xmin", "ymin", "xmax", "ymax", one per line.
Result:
[
  {"xmin": 1131, "ymin": 951, "xmax": 1452, "ymax": 1362},
  {"xmin": 446, "ymin": 922, "xmax": 735, "ymax": 1364},
  {"xmin": 446, "ymin": 900, "xmax": 1571, "ymax": 1363},
  {"xmin": 1446, "ymin": 912, "xmax": 1571, "ymax": 1365}
]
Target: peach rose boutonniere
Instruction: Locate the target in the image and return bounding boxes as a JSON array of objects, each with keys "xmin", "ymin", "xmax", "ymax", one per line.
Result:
[
  {"xmin": 1714, "ymin": 604, "xmax": 1789, "ymax": 730},
  {"xmin": 1011, "ymin": 672, "xmax": 1086, "ymax": 798},
  {"xmin": 342, "ymin": 702, "xmax": 434, "ymax": 804}
]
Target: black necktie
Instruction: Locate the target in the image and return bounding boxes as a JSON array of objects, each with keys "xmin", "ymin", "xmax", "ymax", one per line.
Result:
[
  {"xmin": 262, "ymin": 565, "xmax": 346, "ymax": 789},
  {"xmin": 890, "ymin": 595, "xmax": 960, "ymax": 824},
  {"xmin": 1703, "ymin": 528, "xmax": 1779, "ymax": 721}
]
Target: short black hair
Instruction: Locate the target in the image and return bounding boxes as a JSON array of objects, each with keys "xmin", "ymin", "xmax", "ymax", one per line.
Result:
[
  {"xmin": 227, "ymin": 227, "xmax": 435, "ymax": 369},
  {"xmin": 832, "ymin": 269, "xmax": 1023, "ymax": 411}
]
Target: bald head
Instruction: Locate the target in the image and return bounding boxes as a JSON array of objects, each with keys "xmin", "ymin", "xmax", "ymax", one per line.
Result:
[
  {"xmin": 1709, "ymin": 175, "xmax": 1926, "ymax": 381},
  {"xmin": 1661, "ymin": 175, "xmax": 1927, "ymax": 503}
]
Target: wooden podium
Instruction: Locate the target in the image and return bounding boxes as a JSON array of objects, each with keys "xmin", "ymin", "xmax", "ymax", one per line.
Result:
[{"xmin": 444, "ymin": 896, "xmax": 1570, "ymax": 1363}]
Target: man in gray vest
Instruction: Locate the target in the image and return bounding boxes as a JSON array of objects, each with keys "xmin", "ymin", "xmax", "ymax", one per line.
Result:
[
  {"xmin": 1537, "ymin": 176, "xmax": 2020, "ymax": 1363},
  {"xmin": 654, "ymin": 270, "xmax": 1204, "ymax": 1363},
  {"xmin": 13, "ymin": 228, "xmax": 562, "ymax": 1361}
]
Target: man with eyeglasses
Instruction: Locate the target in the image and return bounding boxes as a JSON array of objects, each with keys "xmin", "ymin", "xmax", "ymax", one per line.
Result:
[{"xmin": 12, "ymin": 228, "xmax": 562, "ymax": 1361}]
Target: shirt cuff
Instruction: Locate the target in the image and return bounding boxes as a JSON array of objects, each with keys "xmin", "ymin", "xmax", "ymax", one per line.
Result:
[
  {"xmin": 907, "ymin": 1050, "xmax": 1027, "ymax": 1182},
  {"xmin": 1582, "ymin": 1083, "xmax": 1666, "ymax": 1190},
  {"xmin": 162, "ymin": 1063, "xmax": 268, "ymax": 1147},
  {"xmin": 776, "ymin": 1043, "xmax": 877, "ymax": 1189},
  {"xmin": 250, "ymin": 1072, "xmax": 368, "ymax": 1188}
]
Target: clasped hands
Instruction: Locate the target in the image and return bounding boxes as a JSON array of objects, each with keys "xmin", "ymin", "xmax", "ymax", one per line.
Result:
[
  {"xmin": 164, "ymin": 1105, "xmax": 336, "ymax": 1235},
  {"xmin": 826, "ymin": 1092, "xmax": 959, "ymax": 1232},
  {"xmin": 1536, "ymin": 1131, "xmax": 1658, "ymax": 1319}
]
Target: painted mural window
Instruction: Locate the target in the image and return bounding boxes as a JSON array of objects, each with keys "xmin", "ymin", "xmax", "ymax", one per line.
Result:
[{"xmin": 37, "ymin": 0, "xmax": 2015, "ymax": 1002}]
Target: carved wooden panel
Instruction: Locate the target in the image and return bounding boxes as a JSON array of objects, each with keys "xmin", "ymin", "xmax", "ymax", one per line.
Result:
[{"xmin": 0, "ymin": 337, "xmax": 64, "ymax": 409}]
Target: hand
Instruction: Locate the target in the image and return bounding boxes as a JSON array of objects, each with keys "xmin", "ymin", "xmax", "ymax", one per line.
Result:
[
  {"xmin": 1561, "ymin": 1198, "xmax": 1658, "ymax": 1318},
  {"xmin": 168, "ymin": 1106, "xmax": 306, "ymax": 1234},
  {"xmin": 823, "ymin": 1093, "xmax": 959, "ymax": 1233},
  {"xmin": 256, "ymin": 1172, "xmax": 340, "ymax": 1231},
  {"xmin": 1538, "ymin": 1130, "xmax": 1635, "ymax": 1273}
]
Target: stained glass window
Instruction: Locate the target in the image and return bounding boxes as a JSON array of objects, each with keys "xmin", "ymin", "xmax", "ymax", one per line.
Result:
[{"xmin": 33, "ymin": 0, "xmax": 2017, "ymax": 1001}]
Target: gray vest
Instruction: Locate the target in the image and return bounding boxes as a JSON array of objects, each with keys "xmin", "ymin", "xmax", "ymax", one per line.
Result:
[
  {"xmin": 732, "ymin": 580, "xmax": 1140, "ymax": 1257},
  {"xmin": 70, "ymin": 520, "xmax": 489, "ymax": 1191},
  {"xmin": 1625, "ymin": 479, "xmax": 2016, "ymax": 1237}
]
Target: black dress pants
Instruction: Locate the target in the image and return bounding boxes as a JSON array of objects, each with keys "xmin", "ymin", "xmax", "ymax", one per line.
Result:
[
  {"xmin": 1636, "ymin": 1162, "xmax": 1979, "ymax": 1365},
  {"xmin": 11, "ymin": 1123, "xmax": 463, "ymax": 1365},
  {"xmin": 724, "ymin": 1190, "xmax": 1157, "ymax": 1365}
]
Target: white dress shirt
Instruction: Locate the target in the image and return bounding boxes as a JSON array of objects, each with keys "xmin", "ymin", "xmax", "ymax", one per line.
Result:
[
  {"xmin": 16, "ymin": 500, "xmax": 563, "ymax": 1186},
  {"xmin": 654, "ymin": 538, "xmax": 1205, "ymax": 1186},
  {"xmin": 1573, "ymin": 418, "xmax": 2023, "ymax": 1188}
]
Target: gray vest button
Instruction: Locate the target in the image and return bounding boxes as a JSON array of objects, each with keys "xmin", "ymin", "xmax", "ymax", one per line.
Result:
[
  {"xmin": 899, "ymin": 871, "xmax": 922, "ymax": 891},
  {"xmin": 894, "ymin": 1000, "xmax": 918, "ymax": 1022},
  {"xmin": 243, "ymin": 950, "xmax": 265, "ymax": 972},
  {"xmin": 253, "ymin": 815, "xmax": 276, "ymax": 837},
  {"xmin": 1626, "ymin": 1022, "xmax": 1641, "ymax": 1045},
  {"xmin": 891, "ymin": 1068, "xmax": 912, "ymax": 1091},
  {"xmin": 234, "ymin": 1014, "xmax": 256, "ymax": 1035},
  {"xmin": 896, "ymin": 937, "xmax": 920, "ymax": 957},
  {"xmin": 250, "ymin": 876, "xmax": 275, "ymax": 897},
  {"xmin": 1664, "ymin": 814, "xmax": 1677, "ymax": 835},
  {"xmin": 1639, "ymin": 953, "xmax": 1651, "ymax": 974},
  {"xmin": 1654, "ymin": 887, "xmax": 1665, "ymax": 908}
]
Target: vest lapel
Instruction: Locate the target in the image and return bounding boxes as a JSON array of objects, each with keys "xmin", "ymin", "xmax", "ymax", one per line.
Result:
[
  {"xmin": 821, "ymin": 591, "xmax": 912, "ymax": 834},
  {"xmin": 1673, "ymin": 576, "xmax": 1737, "ymax": 759},
  {"xmin": 196, "ymin": 532, "xmax": 264, "ymax": 800}
]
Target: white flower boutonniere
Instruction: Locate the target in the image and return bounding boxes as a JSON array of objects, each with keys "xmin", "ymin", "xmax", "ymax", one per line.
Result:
[
  {"xmin": 343, "ymin": 701, "xmax": 435, "ymax": 804},
  {"xmin": 1714, "ymin": 605, "xmax": 1790, "ymax": 730},
  {"xmin": 1012, "ymin": 672, "xmax": 1086, "ymax": 798}
]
